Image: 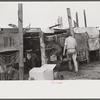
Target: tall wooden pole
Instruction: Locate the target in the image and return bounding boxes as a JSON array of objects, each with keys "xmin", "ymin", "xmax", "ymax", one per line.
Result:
[
  {"xmin": 99, "ymin": 34, "xmax": 100, "ymax": 61},
  {"xmin": 18, "ymin": 3, "xmax": 24, "ymax": 80},
  {"xmin": 83, "ymin": 9, "xmax": 87, "ymax": 27},
  {"xmin": 83, "ymin": 9, "xmax": 90, "ymax": 63},
  {"xmin": 76, "ymin": 12, "xmax": 79, "ymax": 27},
  {"xmin": 73, "ymin": 20, "xmax": 77, "ymax": 27},
  {"xmin": 57, "ymin": 16, "xmax": 63, "ymax": 28},
  {"xmin": 39, "ymin": 31, "xmax": 46, "ymax": 65},
  {"xmin": 67, "ymin": 8, "xmax": 74, "ymax": 37}
]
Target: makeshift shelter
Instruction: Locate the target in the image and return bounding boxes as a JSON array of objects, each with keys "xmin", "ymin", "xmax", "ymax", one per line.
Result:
[
  {"xmin": 24, "ymin": 28, "xmax": 42, "ymax": 69},
  {"xmin": 0, "ymin": 28, "xmax": 19, "ymax": 65},
  {"xmin": 74, "ymin": 27, "xmax": 100, "ymax": 62},
  {"xmin": 42, "ymin": 27, "xmax": 68, "ymax": 62},
  {"xmin": 0, "ymin": 28, "xmax": 19, "ymax": 80},
  {"xmin": 74, "ymin": 27, "xmax": 100, "ymax": 51},
  {"xmin": 42, "ymin": 27, "xmax": 68, "ymax": 47}
]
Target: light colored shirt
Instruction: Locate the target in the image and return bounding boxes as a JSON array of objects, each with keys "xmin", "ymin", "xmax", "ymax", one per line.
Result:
[{"xmin": 64, "ymin": 36, "xmax": 77, "ymax": 50}]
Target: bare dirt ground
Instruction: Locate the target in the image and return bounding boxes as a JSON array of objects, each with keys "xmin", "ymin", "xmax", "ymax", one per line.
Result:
[
  {"xmin": 59, "ymin": 61, "xmax": 100, "ymax": 80},
  {"xmin": 24, "ymin": 61, "xmax": 100, "ymax": 80}
]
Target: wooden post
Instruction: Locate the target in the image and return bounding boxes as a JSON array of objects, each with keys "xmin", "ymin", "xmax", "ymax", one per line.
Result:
[
  {"xmin": 76, "ymin": 12, "xmax": 79, "ymax": 27},
  {"xmin": 57, "ymin": 16, "xmax": 63, "ymax": 28},
  {"xmin": 99, "ymin": 34, "xmax": 100, "ymax": 61},
  {"xmin": 67, "ymin": 8, "xmax": 74, "ymax": 37},
  {"xmin": 83, "ymin": 9, "xmax": 90, "ymax": 63},
  {"xmin": 83, "ymin": 9, "xmax": 87, "ymax": 27},
  {"xmin": 73, "ymin": 20, "xmax": 77, "ymax": 27},
  {"xmin": 39, "ymin": 31, "xmax": 46, "ymax": 65},
  {"xmin": 18, "ymin": 3, "xmax": 24, "ymax": 80}
]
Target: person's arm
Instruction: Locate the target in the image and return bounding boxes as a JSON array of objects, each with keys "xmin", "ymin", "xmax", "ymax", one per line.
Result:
[
  {"xmin": 63, "ymin": 38, "xmax": 67, "ymax": 56},
  {"xmin": 63, "ymin": 44, "xmax": 67, "ymax": 56},
  {"xmin": 75, "ymin": 40, "xmax": 78, "ymax": 52}
]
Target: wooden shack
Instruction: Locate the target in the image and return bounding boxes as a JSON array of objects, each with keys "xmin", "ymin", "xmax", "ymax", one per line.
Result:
[{"xmin": 0, "ymin": 28, "xmax": 19, "ymax": 66}]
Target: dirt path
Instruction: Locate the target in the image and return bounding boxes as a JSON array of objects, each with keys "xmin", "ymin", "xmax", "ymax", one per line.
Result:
[
  {"xmin": 25, "ymin": 61, "xmax": 100, "ymax": 80},
  {"xmin": 59, "ymin": 61, "xmax": 100, "ymax": 80}
]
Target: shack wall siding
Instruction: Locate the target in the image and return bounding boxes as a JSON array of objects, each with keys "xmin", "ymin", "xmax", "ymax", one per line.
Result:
[{"xmin": 0, "ymin": 33, "xmax": 19, "ymax": 52}]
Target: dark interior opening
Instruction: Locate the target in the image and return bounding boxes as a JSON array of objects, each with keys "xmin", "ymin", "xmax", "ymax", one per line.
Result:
[{"xmin": 89, "ymin": 49, "xmax": 99, "ymax": 62}]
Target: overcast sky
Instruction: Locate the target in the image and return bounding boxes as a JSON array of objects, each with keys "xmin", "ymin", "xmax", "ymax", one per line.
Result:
[{"xmin": 0, "ymin": 2, "xmax": 100, "ymax": 29}]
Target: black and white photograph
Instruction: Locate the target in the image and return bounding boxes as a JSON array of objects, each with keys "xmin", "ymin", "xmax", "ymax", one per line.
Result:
[
  {"xmin": 0, "ymin": 2, "xmax": 100, "ymax": 80},
  {"xmin": 1, "ymin": 1, "xmax": 100, "ymax": 99}
]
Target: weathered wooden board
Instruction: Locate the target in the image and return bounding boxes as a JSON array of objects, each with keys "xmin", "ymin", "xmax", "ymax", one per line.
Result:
[{"xmin": 0, "ymin": 30, "xmax": 19, "ymax": 52}]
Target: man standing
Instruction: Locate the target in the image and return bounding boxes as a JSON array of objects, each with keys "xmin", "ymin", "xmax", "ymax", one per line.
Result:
[{"xmin": 63, "ymin": 34, "xmax": 78, "ymax": 73}]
